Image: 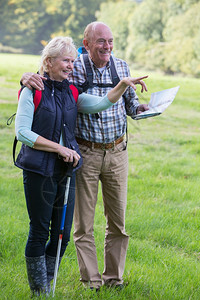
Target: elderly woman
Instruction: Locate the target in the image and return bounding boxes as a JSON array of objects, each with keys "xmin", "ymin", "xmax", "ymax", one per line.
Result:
[{"xmin": 15, "ymin": 36, "xmax": 147, "ymax": 296}]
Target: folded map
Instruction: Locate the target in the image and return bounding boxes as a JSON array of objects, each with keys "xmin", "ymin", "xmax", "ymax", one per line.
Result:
[{"xmin": 133, "ymin": 86, "xmax": 180, "ymax": 120}]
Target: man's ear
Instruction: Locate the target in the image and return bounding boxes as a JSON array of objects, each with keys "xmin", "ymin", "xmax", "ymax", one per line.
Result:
[{"xmin": 83, "ymin": 39, "xmax": 89, "ymax": 51}]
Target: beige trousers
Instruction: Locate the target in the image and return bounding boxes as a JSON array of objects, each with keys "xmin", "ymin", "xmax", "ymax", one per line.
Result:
[{"xmin": 73, "ymin": 140, "xmax": 129, "ymax": 288}]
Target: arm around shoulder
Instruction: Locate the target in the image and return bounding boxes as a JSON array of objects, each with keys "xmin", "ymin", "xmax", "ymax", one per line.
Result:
[{"xmin": 21, "ymin": 72, "xmax": 46, "ymax": 90}]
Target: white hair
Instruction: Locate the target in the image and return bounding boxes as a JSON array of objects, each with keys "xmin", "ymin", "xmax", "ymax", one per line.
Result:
[{"xmin": 39, "ymin": 36, "xmax": 77, "ymax": 75}]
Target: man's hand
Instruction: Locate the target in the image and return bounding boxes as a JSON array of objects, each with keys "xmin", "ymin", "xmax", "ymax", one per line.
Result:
[
  {"xmin": 136, "ymin": 104, "xmax": 149, "ymax": 114},
  {"xmin": 21, "ymin": 72, "xmax": 46, "ymax": 90}
]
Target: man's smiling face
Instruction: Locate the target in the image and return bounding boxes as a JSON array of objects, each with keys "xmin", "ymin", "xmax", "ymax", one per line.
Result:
[{"xmin": 84, "ymin": 23, "xmax": 113, "ymax": 68}]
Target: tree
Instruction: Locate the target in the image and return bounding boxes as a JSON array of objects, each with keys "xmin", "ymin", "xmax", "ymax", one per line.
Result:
[
  {"xmin": 53, "ymin": 0, "xmax": 112, "ymax": 48},
  {"xmin": 96, "ymin": 1, "xmax": 137, "ymax": 60},
  {"xmin": 0, "ymin": 0, "xmax": 69, "ymax": 53},
  {"xmin": 125, "ymin": 0, "xmax": 168, "ymax": 70},
  {"xmin": 163, "ymin": 2, "xmax": 200, "ymax": 76},
  {"xmin": 0, "ymin": 0, "xmax": 110, "ymax": 54}
]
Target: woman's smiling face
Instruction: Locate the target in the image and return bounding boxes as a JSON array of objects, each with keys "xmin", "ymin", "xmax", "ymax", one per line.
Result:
[{"xmin": 47, "ymin": 54, "xmax": 75, "ymax": 82}]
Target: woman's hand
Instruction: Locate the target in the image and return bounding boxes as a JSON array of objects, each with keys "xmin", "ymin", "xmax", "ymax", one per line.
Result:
[
  {"xmin": 107, "ymin": 75, "xmax": 148, "ymax": 103},
  {"xmin": 121, "ymin": 76, "xmax": 148, "ymax": 93},
  {"xmin": 34, "ymin": 136, "xmax": 80, "ymax": 167},
  {"xmin": 57, "ymin": 145, "xmax": 80, "ymax": 167}
]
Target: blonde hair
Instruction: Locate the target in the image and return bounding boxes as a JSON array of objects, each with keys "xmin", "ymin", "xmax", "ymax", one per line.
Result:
[
  {"xmin": 39, "ymin": 36, "xmax": 77, "ymax": 75},
  {"xmin": 84, "ymin": 21, "xmax": 108, "ymax": 41}
]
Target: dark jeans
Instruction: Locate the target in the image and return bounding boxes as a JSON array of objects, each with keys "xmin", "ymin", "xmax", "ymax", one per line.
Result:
[{"xmin": 23, "ymin": 158, "xmax": 75, "ymax": 257}]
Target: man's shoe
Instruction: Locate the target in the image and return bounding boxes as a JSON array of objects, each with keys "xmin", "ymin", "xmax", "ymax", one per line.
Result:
[
  {"xmin": 104, "ymin": 279, "xmax": 125, "ymax": 290},
  {"xmin": 114, "ymin": 283, "xmax": 124, "ymax": 290},
  {"xmin": 90, "ymin": 287, "xmax": 100, "ymax": 292}
]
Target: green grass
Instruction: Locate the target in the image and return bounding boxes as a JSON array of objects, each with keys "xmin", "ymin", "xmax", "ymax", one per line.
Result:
[{"xmin": 0, "ymin": 53, "xmax": 200, "ymax": 299}]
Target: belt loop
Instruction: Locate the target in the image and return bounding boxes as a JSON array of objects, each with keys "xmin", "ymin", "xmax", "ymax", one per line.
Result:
[
  {"xmin": 91, "ymin": 142, "xmax": 94, "ymax": 150},
  {"xmin": 112, "ymin": 141, "xmax": 115, "ymax": 151},
  {"xmin": 101, "ymin": 143, "xmax": 106, "ymax": 151}
]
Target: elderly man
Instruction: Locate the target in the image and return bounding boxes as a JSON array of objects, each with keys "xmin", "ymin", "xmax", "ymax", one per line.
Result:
[
  {"xmin": 71, "ymin": 22, "xmax": 148, "ymax": 290},
  {"xmin": 20, "ymin": 21, "xmax": 148, "ymax": 291}
]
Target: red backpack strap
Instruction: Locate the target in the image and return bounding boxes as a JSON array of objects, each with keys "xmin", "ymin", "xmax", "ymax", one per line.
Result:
[
  {"xmin": 69, "ymin": 84, "xmax": 79, "ymax": 103},
  {"xmin": 33, "ymin": 90, "xmax": 42, "ymax": 112},
  {"xmin": 18, "ymin": 89, "xmax": 21, "ymax": 99},
  {"xmin": 12, "ymin": 88, "xmax": 42, "ymax": 165},
  {"xmin": 18, "ymin": 87, "xmax": 42, "ymax": 112}
]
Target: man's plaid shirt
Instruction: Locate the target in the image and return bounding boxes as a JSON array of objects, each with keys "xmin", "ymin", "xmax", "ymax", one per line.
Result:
[{"xmin": 69, "ymin": 55, "xmax": 140, "ymax": 143}]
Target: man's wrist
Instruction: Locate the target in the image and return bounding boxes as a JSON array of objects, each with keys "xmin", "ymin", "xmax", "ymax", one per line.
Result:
[{"xmin": 136, "ymin": 105, "xmax": 140, "ymax": 115}]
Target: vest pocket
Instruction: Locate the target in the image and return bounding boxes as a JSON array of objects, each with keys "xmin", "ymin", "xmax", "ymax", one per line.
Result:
[{"xmin": 16, "ymin": 144, "xmax": 45, "ymax": 173}]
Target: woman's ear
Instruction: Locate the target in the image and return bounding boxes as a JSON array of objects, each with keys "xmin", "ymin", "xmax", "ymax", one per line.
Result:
[{"xmin": 46, "ymin": 57, "xmax": 53, "ymax": 68}]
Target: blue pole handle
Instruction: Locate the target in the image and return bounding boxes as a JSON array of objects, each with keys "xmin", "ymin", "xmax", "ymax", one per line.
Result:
[{"xmin": 60, "ymin": 204, "xmax": 67, "ymax": 231}]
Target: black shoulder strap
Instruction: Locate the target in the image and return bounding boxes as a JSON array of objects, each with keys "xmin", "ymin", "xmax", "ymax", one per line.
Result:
[
  {"xmin": 77, "ymin": 54, "xmax": 93, "ymax": 93},
  {"xmin": 109, "ymin": 56, "xmax": 120, "ymax": 86},
  {"xmin": 78, "ymin": 54, "xmax": 120, "ymax": 93},
  {"xmin": 13, "ymin": 136, "xmax": 18, "ymax": 164},
  {"xmin": 83, "ymin": 54, "xmax": 94, "ymax": 87}
]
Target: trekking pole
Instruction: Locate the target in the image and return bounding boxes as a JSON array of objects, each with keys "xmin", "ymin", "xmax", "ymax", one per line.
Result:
[{"xmin": 52, "ymin": 162, "xmax": 74, "ymax": 297}]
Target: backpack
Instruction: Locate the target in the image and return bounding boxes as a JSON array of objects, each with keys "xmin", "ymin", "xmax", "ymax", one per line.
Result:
[
  {"xmin": 77, "ymin": 47, "xmax": 120, "ymax": 93},
  {"xmin": 76, "ymin": 47, "xmax": 128, "ymax": 140},
  {"xmin": 7, "ymin": 84, "xmax": 79, "ymax": 164}
]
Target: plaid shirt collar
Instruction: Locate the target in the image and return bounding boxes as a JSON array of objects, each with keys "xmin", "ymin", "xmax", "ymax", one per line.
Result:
[{"xmin": 87, "ymin": 54, "xmax": 111, "ymax": 71}]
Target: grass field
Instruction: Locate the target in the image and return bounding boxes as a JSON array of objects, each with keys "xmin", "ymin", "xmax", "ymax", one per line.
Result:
[{"xmin": 0, "ymin": 53, "xmax": 200, "ymax": 299}]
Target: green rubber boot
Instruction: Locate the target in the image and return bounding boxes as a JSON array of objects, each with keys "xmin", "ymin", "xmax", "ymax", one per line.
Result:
[
  {"xmin": 25, "ymin": 255, "xmax": 48, "ymax": 296},
  {"xmin": 45, "ymin": 255, "xmax": 62, "ymax": 293}
]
